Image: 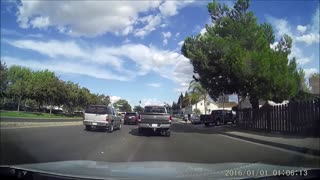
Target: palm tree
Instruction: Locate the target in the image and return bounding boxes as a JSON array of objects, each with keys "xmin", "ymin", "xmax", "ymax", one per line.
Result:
[{"xmin": 188, "ymin": 80, "xmax": 209, "ymax": 114}]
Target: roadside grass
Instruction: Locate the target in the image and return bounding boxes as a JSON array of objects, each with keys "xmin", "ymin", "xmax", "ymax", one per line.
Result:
[{"xmin": 0, "ymin": 111, "xmax": 82, "ymax": 119}]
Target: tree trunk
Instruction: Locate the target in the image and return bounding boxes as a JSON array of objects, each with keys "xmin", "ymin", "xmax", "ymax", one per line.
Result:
[
  {"xmin": 50, "ymin": 105, "xmax": 52, "ymax": 115},
  {"xmin": 250, "ymin": 97, "xmax": 259, "ymax": 127},
  {"xmin": 17, "ymin": 96, "xmax": 22, "ymax": 112}
]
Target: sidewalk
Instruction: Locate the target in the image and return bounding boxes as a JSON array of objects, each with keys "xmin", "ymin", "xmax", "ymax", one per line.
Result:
[{"xmin": 222, "ymin": 130, "xmax": 320, "ymax": 156}]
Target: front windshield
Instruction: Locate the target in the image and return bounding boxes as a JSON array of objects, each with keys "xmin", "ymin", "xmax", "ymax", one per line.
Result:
[{"xmin": 1, "ymin": 0, "xmax": 319, "ymax": 179}]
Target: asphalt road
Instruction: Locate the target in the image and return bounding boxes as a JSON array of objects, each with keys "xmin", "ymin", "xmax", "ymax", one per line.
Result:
[{"xmin": 1, "ymin": 119, "xmax": 319, "ymax": 168}]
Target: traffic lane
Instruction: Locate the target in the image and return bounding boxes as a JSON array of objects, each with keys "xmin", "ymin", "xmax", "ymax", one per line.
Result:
[
  {"xmin": 1, "ymin": 123, "xmax": 319, "ymax": 168},
  {"xmin": 128, "ymin": 124, "xmax": 320, "ymax": 167}
]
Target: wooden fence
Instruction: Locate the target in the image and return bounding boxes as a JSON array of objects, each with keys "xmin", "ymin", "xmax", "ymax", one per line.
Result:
[{"xmin": 237, "ymin": 99, "xmax": 320, "ymax": 136}]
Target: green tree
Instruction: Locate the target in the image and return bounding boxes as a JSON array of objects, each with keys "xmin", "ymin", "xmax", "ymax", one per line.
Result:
[
  {"xmin": 133, "ymin": 105, "xmax": 144, "ymax": 113},
  {"xmin": 182, "ymin": 0, "xmax": 302, "ymax": 114},
  {"xmin": 188, "ymin": 80, "xmax": 208, "ymax": 114},
  {"xmin": 309, "ymin": 73, "xmax": 320, "ymax": 95},
  {"xmin": 114, "ymin": 99, "xmax": 132, "ymax": 112},
  {"xmin": 177, "ymin": 93, "xmax": 184, "ymax": 109},
  {"xmin": 182, "ymin": 92, "xmax": 191, "ymax": 108},
  {"xmin": 28, "ymin": 70, "xmax": 60, "ymax": 114},
  {"xmin": 7, "ymin": 66, "xmax": 32, "ymax": 112},
  {"xmin": 0, "ymin": 61, "xmax": 8, "ymax": 100}
]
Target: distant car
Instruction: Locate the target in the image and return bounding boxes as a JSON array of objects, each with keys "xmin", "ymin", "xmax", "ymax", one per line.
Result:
[
  {"xmin": 124, "ymin": 112, "xmax": 139, "ymax": 125},
  {"xmin": 200, "ymin": 110, "xmax": 236, "ymax": 127},
  {"xmin": 190, "ymin": 114, "xmax": 201, "ymax": 124},
  {"xmin": 83, "ymin": 105, "xmax": 121, "ymax": 133}
]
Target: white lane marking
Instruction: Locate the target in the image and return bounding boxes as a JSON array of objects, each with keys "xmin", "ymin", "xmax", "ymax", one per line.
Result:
[
  {"xmin": 0, "ymin": 124, "xmax": 82, "ymax": 129},
  {"xmin": 218, "ymin": 134, "xmax": 320, "ymax": 159}
]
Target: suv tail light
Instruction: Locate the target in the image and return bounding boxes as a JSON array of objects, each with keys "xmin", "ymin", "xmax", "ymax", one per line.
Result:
[
  {"xmin": 106, "ymin": 116, "xmax": 109, "ymax": 122},
  {"xmin": 138, "ymin": 115, "xmax": 141, "ymax": 123},
  {"xmin": 169, "ymin": 115, "xmax": 172, "ymax": 123}
]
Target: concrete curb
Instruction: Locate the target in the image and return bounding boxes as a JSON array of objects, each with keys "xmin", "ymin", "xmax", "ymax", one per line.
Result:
[{"xmin": 221, "ymin": 132, "xmax": 320, "ymax": 157}]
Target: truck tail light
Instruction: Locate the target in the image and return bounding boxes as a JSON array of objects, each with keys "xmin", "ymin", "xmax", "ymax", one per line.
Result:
[
  {"xmin": 138, "ymin": 115, "xmax": 141, "ymax": 123},
  {"xmin": 106, "ymin": 116, "xmax": 109, "ymax": 122},
  {"xmin": 169, "ymin": 115, "xmax": 172, "ymax": 123}
]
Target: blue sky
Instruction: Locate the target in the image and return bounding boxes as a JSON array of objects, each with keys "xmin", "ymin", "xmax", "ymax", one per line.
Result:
[{"xmin": 1, "ymin": 0, "xmax": 319, "ymax": 107}]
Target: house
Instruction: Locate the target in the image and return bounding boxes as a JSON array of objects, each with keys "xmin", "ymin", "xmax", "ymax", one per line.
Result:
[
  {"xmin": 236, "ymin": 96, "xmax": 289, "ymax": 109},
  {"xmin": 216, "ymin": 102, "xmax": 238, "ymax": 111},
  {"xmin": 184, "ymin": 99, "xmax": 219, "ymax": 115}
]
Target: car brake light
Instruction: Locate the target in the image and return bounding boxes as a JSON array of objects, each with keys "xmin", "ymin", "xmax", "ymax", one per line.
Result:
[
  {"xmin": 106, "ymin": 116, "xmax": 109, "ymax": 122},
  {"xmin": 138, "ymin": 115, "xmax": 141, "ymax": 122},
  {"xmin": 169, "ymin": 115, "xmax": 172, "ymax": 123}
]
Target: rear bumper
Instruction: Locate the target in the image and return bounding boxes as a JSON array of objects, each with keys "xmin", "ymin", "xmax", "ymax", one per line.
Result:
[
  {"xmin": 138, "ymin": 123, "xmax": 171, "ymax": 129},
  {"xmin": 83, "ymin": 120, "xmax": 109, "ymax": 127},
  {"xmin": 124, "ymin": 119, "xmax": 138, "ymax": 123}
]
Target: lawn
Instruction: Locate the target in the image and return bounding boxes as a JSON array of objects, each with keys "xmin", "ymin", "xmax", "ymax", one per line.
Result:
[{"xmin": 0, "ymin": 111, "xmax": 82, "ymax": 119}]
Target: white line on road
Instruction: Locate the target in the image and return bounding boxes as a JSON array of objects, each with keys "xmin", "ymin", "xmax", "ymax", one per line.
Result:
[
  {"xmin": 218, "ymin": 134, "xmax": 320, "ymax": 159},
  {"xmin": 0, "ymin": 124, "xmax": 82, "ymax": 129}
]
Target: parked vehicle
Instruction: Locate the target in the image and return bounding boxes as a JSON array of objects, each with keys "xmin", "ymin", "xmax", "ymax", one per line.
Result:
[
  {"xmin": 200, "ymin": 110, "xmax": 236, "ymax": 127},
  {"xmin": 124, "ymin": 112, "xmax": 139, "ymax": 125},
  {"xmin": 83, "ymin": 105, "xmax": 121, "ymax": 133},
  {"xmin": 138, "ymin": 105, "xmax": 171, "ymax": 137},
  {"xmin": 190, "ymin": 114, "xmax": 201, "ymax": 124}
]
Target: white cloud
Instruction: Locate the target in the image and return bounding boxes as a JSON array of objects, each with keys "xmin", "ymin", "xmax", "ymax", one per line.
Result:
[
  {"xmin": 2, "ymin": 56, "xmax": 129, "ymax": 81},
  {"xmin": 296, "ymin": 33, "xmax": 320, "ymax": 45},
  {"xmin": 146, "ymin": 83, "xmax": 161, "ymax": 88},
  {"xmin": 16, "ymin": 0, "xmax": 194, "ymax": 37},
  {"xmin": 178, "ymin": 40, "xmax": 184, "ymax": 46},
  {"xmin": 297, "ymin": 25, "xmax": 307, "ymax": 33},
  {"xmin": 5, "ymin": 38, "xmax": 194, "ymax": 93},
  {"xmin": 266, "ymin": 16, "xmax": 292, "ymax": 38},
  {"xmin": 30, "ymin": 16, "xmax": 50, "ymax": 29},
  {"xmin": 200, "ymin": 27, "xmax": 207, "ymax": 35},
  {"xmin": 267, "ymin": 14, "xmax": 319, "ymax": 66},
  {"xmin": 110, "ymin": 96, "xmax": 121, "ymax": 104},
  {"xmin": 141, "ymin": 98, "xmax": 165, "ymax": 107},
  {"xmin": 160, "ymin": 23, "xmax": 167, "ymax": 28},
  {"xmin": 134, "ymin": 15, "xmax": 162, "ymax": 38},
  {"xmin": 1, "ymin": 28, "xmax": 43, "ymax": 38},
  {"xmin": 175, "ymin": 32, "xmax": 180, "ymax": 37},
  {"xmin": 162, "ymin": 31, "xmax": 172, "ymax": 45},
  {"xmin": 304, "ymin": 68, "xmax": 318, "ymax": 78},
  {"xmin": 6, "ymin": 39, "xmax": 125, "ymax": 68},
  {"xmin": 270, "ymin": 41, "xmax": 278, "ymax": 50}
]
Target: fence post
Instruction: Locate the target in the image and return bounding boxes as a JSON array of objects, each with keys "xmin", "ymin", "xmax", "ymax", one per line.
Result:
[{"xmin": 267, "ymin": 105, "xmax": 271, "ymax": 132}]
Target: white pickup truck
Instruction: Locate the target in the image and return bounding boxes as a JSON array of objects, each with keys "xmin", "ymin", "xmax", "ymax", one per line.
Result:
[{"xmin": 138, "ymin": 105, "xmax": 171, "ymax": 137}]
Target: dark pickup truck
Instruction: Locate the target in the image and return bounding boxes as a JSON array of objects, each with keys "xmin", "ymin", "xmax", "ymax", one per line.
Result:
[
  {"xmin": 138, "ymin": 105, "xmax": 171, "ymax": 137},
  {"xmin": 200, "ymin": 110, "xmax": 236, "ymax": 127}
]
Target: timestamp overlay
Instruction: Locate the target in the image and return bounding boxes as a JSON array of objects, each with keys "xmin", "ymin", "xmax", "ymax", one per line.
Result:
[{"xmin": 224, "ymin": 164, "xmax": 320, "ymax": 178}]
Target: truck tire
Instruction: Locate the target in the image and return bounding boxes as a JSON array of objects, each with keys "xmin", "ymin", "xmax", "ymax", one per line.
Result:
[
  {"xmin": 204, "ymin": 123, "xmax": 210, "ymax": 127},
  {"xmin": 216, "ymin": 119, "xmax": 221, "ymax": 126},
  {"xmin": 108, "ymin": 123, "xmax": 114, "ymax": 133},
  {"xmin": 85, "ymin": 125, "xmax": 91, "ymax": 131},
  {"xmin": 166, "ymin": 130, "xmax": 171, "ymax": 137}
]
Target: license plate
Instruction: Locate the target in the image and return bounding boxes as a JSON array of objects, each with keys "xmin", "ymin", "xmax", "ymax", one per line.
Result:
[
  {"xmin": 151, "ymin": 124, "xmax": 157, "ymax": 127},
  {"xmin": 92, "ymin": 123, "xmax": 97, "ymax": 125}
]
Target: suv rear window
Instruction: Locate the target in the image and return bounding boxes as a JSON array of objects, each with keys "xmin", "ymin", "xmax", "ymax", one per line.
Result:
[
  {"xmin": 144, "ymin": 106, "xmax": 166, "ymax": 113},
  {"xmin": 125, "ymin": 113, "xmax": 136, "ymax": 116},
  {"xmin": 85, "ymin": 106, "xmax": 112, "ymax": 114}
]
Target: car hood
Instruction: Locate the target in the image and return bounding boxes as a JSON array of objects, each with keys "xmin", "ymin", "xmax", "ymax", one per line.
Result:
[{"xmin": 0, "ymin": 161, "xmax": 317, "ymax": 180}]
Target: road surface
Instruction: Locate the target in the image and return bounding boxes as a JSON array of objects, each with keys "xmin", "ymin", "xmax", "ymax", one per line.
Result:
[{"xmin": 1, "ymin": 119, "xmax": 319, "ymax": 167}]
